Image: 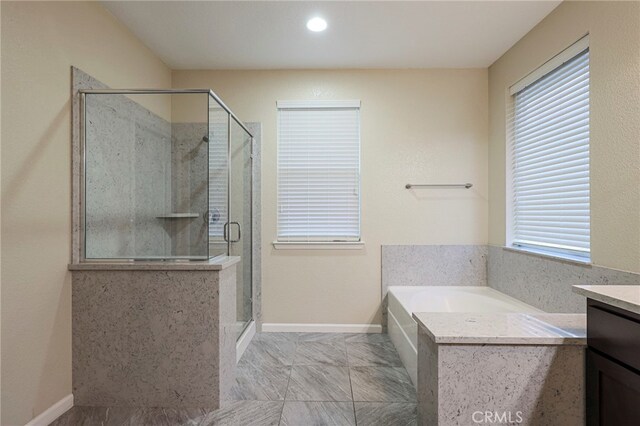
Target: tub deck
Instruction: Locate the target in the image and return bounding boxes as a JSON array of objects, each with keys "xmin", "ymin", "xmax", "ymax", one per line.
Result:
[{"xmin": 387, "ymin": 286, "xmax": 543, "ymax": 387}]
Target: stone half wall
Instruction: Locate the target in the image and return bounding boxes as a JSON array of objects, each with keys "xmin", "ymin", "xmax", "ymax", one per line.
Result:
[
  {"xmin": 72, "ymin": 265, "xmax": 237, "ymax": 407},
  {"xmin": 381, "ymin": 244, "xmax": 640, "ymax": 317}
]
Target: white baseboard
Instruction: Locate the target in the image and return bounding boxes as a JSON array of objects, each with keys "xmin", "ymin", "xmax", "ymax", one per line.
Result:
[
  {"xmin": 25, "ymin": 394, "xmax": 73, "ymax": 426},
  {"xmin": 261, "ymin": 323, "xmax": 382, "ymax": 333},
  {"xmin": 236, "ymin": 320, "xmax": 256, "ymax": 363}
]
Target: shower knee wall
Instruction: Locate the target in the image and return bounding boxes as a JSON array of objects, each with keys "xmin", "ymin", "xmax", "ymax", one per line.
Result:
[{"xmin": 70, "ymin": 264, "xmax": 238, "ymax": 407}]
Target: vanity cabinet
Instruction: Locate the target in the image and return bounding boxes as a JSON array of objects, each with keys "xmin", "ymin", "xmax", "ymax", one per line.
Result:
[{"xmin": 586, "ymin": 300, "xmax": 640, "ymax": 425}]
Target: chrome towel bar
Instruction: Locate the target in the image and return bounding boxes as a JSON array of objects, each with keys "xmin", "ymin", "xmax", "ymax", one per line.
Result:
[{"xmin": 405, "ymin": 183, "xmax": 472, "ymax": 189}]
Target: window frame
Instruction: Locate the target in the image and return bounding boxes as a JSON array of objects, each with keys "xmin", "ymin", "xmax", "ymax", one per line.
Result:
[
  {"xmin": 275, "ymin": 100, "xmax": 362, "ymax": 248},
  {"xmin": 506, "ymin": 35, "xmax": 591, "ymax": 263}
]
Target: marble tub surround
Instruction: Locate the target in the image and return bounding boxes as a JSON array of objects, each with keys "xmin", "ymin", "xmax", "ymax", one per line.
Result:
[
  {"xmin": 388, "ymin": 286, "xmax": 543, "ymax": 388},
  {"xmin": 488, "ymin": 245, "xmax": 640, "ymax": 313},
  {"xmin": 381, "ymin": 244, "xmax": 640, "ymax": 318},
  {"xmin": 381, "ymin": 245, "xmax": 488, "ymax": 329},
  {"xmin": 573, "ymin": 285, "xmax": 640, "ymax": 315},
  {"xmin": 413, "ymin": 312, "xmax": 586, "ymax": 345},
  {"xmin": 72, "ymin": 264, "xmax": 237, "ymax": 407},
  {"xmin": 381, "ymin": 245, "xmax": 488, "ymax": 289},
  {"xmin": 416, "ymin": 313, "xmax": 585, "ymax": 426}
]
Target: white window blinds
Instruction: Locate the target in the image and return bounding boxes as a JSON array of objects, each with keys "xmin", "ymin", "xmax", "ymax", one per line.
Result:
[
  {"xmin": 277, "ymin": 100, "xmax": 361, "ymax": 242},
  {"xmin": 510, "ymin": 37, "xmax": 590, "ymax": 258}
]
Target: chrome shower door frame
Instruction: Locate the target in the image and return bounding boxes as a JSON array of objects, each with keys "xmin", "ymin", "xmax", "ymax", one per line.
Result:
[{"xmin": 77, "ymin": 88, "xmax": 253, "ymax": 262}]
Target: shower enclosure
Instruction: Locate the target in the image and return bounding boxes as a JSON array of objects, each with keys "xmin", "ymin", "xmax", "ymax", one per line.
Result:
[{"xmin": 79, "ymin": 89, "xmax": 253, "ymax": 337}]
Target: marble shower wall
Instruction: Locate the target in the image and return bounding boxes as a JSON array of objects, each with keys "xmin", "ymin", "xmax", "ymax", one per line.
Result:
[
  {"xmin": 84, "ymin": 86, "xmax": 172, "ymax": 259},
  {"xmin": 487, "ymin": 246, "xmax": 640, "ymax": 313},
  {"xmin": 74, "ymin": 69, "xmax": 218, "ymax": 260},
  {"xmin": 171, "ymin": 123, "xmax": 209, "ymax": 257},
  {"xmin": 381, "ymin": 245, "xmax": 488, "ymax": 327}
]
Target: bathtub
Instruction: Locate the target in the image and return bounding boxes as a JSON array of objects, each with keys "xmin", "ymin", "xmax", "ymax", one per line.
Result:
[{"xmin": 387, "ymin": 286, "xmax": 543, "ymax": 387}]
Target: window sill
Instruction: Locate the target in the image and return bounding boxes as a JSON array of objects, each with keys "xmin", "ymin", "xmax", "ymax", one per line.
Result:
[
  {"xmin": 503, "ymin": 245, "xmax": 592, "ymax": 266},
  {"xmin": 272, "ymin": 241, "xmax": 365, "ymax": 250}
]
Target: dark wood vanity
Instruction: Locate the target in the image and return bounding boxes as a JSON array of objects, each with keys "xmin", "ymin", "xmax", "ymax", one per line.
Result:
[{"xmin": 584, "ymin": 298, "xmax": 640, "ymax": 425}]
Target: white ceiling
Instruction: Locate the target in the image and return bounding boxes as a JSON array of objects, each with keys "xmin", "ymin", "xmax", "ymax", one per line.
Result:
[{"xmin": 102, "ymin": 1, "xmax": 561, "ymax": 69}]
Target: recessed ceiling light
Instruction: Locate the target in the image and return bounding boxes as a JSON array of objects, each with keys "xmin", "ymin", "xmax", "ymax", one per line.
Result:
[{"xmin": 307, "ymin": 17, "xmax": 327, "ymax": 32}]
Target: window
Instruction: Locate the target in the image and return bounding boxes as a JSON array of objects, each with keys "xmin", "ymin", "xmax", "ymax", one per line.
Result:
[
  {"xmin": 509, "ymin": 36, "xmax": 590, "ymax": 260},
  {"xmin": 277, "ymin": 100, "xmax": 361, "ymax": 243}
]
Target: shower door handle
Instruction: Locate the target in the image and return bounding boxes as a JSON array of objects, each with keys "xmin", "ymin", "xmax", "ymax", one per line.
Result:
[
  {"xmin": 224, "ymin": 222, "xmax": 241, "ymax": 243},
  {"xmin": 230, "ymin": 222, "xmax": 241, "ymax": 243}
]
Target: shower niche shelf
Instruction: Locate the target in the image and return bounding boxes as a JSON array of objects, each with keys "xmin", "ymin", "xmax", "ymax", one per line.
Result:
[{"xmin": 156, "ymin": 213, "xmax": 200, "ymax": 219}]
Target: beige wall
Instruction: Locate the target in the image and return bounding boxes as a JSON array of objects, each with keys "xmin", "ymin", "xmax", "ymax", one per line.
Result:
[
  {"xmin": 488, "ymin": 1, "xmax": 640, "ymax": 273},
  {"xmin": 0, "ymin": 2, "xmax": 171, "ymax": 424},
  {"xmin": 173, "ymin": 69, "xmax": 488, "ymax": 325}
]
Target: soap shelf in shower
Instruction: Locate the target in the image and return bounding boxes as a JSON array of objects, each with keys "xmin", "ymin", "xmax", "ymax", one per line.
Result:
[{"xmin": 156, "ymin": 213, "xmax": 200, "ymax": 219}]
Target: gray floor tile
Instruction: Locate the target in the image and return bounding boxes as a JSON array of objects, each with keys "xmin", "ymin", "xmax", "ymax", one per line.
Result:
[
  {"xmin": 239, "ymin": 339, "xmax": 297, "ymax": 369},
  {"xmin": 346, "ymin": 342, "xmax": 403, "ymax": 367},
  {"xmin": 50, "ymin": 407, "xmax": 108, "ymax": 426},
  {"xmin": 120, "ymin": 408, "xmax": 171, "ymax": 426},
  {"xmin": 202, "ymin": 401, "xmax": 284, "ymax": 426},
  {"xmin": 350, "ymin": 367, "xmax": 416, "ymax": 402},
  {"xmin": 254, "ymin": 332, "xmax": 300, "ymax": 343},
  {"xmin": 297, "ymin": 333, "xmax": 346, "ymax": 344},
  {"xmin": 52, "ymin": 407, "xmax": 202, "ymax": 426},
  {"xmin": 94, "ymin": 407, "xmax": 152, "ymax": 426},
  {"xmin": 344, "ymin": 334, "xmax": 392, "ymax": 344},
  {"xmin": 280, "ymin": 401, "xmax": 356, "ymax": 426},
  {"xmin": 230, "ymin": 365, "xmax": 291, "ymax": 401},
  {"xmin": 294, "ymin": 341, "xmax": 348, "ymax": 366},
  {"xmin": 286, "ymin": 365, "xmax": 353, "ymax": 402},
  {"xmin": 354, "ymin": 403, "xmax": 417, "ymax": 426},
  {"xmin": 163, "ymin": 408, "xmax": 210, "ymax": 426}
]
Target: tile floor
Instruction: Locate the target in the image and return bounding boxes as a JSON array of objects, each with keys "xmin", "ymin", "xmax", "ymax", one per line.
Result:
[{"xmin": 52, "ymin": 332, "xmax": 417, "ymax": 425}]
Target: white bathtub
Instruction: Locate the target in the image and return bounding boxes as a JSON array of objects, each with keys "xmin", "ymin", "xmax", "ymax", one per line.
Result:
[{"xmin": 387, "ymin": 286, "xmax": 543, "ymax": 387}]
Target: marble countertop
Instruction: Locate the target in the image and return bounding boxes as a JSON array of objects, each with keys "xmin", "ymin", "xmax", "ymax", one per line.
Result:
[
  {"xmin": 413, "ymin": 312, "xmax": 586, "ymax": 345},
  {"xmin": 69, "ymin": 256, "xmax": 240, "ymax": 271},
  {"xmin": 573, "ymin": 285, "xmax": 640, "ymax": 315}
]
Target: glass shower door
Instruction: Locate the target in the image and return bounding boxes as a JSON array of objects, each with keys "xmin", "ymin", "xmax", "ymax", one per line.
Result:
[
  {"xmin": 229, "ymin": 117, "xmax": 253, "ymax": 338},
  {"xmin": 208, "ymin": 101, "xmax": 229, "ymax": 258}
]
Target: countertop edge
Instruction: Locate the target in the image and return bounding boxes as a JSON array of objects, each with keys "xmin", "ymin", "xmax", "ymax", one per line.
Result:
[
  {"xmin": 427, "ymin": 335, "xmax": 587, "ymax": 346},
  {"xmin": 68, "ymin": 256, "xmax": 241, "ymax": 271},
  {"xmin": 572, "ymin": 285, "xmax": 640, "ymax": 316},
  {"xmin": 413, "ymin": 312, "xmax": 587, "ymax": 346}
]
